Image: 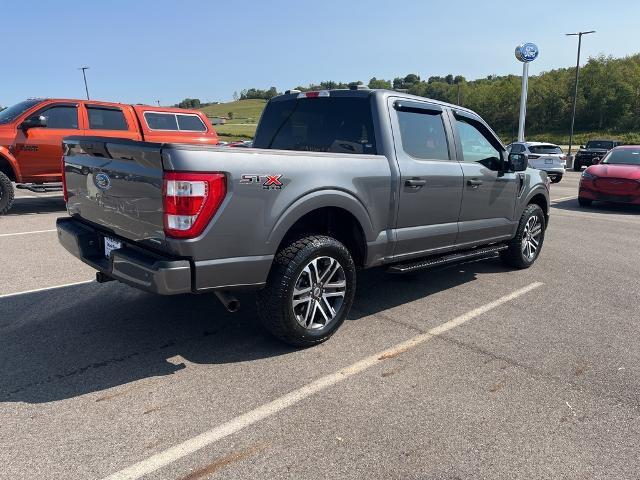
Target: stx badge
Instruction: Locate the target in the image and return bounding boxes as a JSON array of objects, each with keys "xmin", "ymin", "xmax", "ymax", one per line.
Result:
[{"xmin": 240, "ymin": 174, "xmax": 284, "ymax": 190}]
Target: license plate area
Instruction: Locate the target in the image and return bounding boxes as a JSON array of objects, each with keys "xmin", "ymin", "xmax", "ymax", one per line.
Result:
[
  {"xmin": 544, "ymin": 158, "xmax": 553, "ymax": 164},
  {"xmin": 104, "ymin": 236, "xmax": 122, "ymax": 258}
]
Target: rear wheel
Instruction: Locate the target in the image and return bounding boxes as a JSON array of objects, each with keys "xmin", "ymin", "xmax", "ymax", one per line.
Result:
[
  {"xmin": 257, "ymin": 235, "xmax": 356, "ymax": 347},
  {"xmin": 578, "ymin": 197, "xmax": 593, "ymax": 207},
  {"xmin": 0, "ymin": 171, "xmax": 15, "ymax": 215},
  {"xmin": 550, "ymin": 175, "xmax": 563, "ymax": 184},
  {"xmin": 573, "ymin": 159, "xmax": 581, "ymax": 171},
  {"xmin": 500, "ymin": 204, "xmax": 545, "ymax": 269}
]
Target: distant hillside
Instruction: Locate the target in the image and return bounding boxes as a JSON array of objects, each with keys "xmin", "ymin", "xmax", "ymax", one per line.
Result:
[{"xmin": 199, "ymin": 99, "xmax": 266, "ymax": 122}]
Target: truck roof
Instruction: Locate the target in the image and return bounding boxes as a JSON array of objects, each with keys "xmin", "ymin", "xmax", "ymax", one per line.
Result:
[
  {"xmin": 275, "ymin": 88, "xmax": 480, "ymax": 116},
  {"xmin": 25, "ymin": 98, "xmax": 200, "ymax": 114}
]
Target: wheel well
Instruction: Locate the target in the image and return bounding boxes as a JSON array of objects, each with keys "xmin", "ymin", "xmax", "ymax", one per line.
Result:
[
  {"xmin": 0, "ymin": 155, "xmax": 17, "ymax": 182},
  {"xmin": 278, "ymin": 207, "xmax": 367, "ymax": 266},
  {"xmin": 529, "ymin": 193, "xmax": 549, "ymax": 223}
]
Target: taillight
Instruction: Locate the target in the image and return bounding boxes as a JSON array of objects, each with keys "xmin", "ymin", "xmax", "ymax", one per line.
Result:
[
  {"xmin": 61, "ymin": 155, "xmax": 68, "ymax": 202},
  {"xmin": 162, "ymin": 172, "xmax": 226, "ymax": 239},
  {"xmin": 528, "ymin": 154, "xmax": 540, "ymax": 159}
]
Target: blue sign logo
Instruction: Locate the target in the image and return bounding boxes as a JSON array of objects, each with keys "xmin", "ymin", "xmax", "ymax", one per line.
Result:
[
  {"xmin": 515, "ymin": 43, "xmax": 539, "ymax": 63},
  {"xmin": 94, "ymin": 172, "xmax": 112, "ymax": 190}
]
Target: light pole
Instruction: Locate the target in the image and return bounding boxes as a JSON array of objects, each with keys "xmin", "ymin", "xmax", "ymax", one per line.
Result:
[
  {"xmin": 79, "ymin": 67, "xmax": 90, "ymax": 100},
  {"xmin": 515, "ymin": 43, "xmax": 539, "ymax": 142},
  {"xmin": 566, "ymin": 31, "xmax": 595, "ymax": 159}
]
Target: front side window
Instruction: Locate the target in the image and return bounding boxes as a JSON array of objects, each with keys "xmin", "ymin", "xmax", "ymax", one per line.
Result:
[
  {"xmin": 396, "ymin": 110, "xmax": 449, "ymax": 161},
  {"xmin": 177, "ymin": 114, "xmax": 206, "ymax": 131},
  {"xmin": 87, "ymin": 106, "xmax": 128, "ymax": 130},
  {"xmin": 36, "ymin": 105, "xmax": 79, "ymax": 129},
  {"xmin": 455, "ymin": 118, "xmax": 502, "ymax": 170}
]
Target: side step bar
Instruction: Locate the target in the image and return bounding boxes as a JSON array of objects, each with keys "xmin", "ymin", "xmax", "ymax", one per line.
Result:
[
  {"xmin": 16, "ymin": 183, "xmax": 63, "ymax": 193},
  {"xmin": 387, "ymin": 244, "xmax": 508, "ymax": 274}
]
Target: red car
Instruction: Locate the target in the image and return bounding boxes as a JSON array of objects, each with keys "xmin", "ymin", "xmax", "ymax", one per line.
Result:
[{"xmin": 578, "ymin": 145, "xmax": 640, "ymax": 207}]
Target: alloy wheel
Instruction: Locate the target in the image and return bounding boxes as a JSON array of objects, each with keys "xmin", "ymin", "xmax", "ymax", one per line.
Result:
[{"xmin": 521, "ymin": 215, "xmax": 542, "ymax": 261}]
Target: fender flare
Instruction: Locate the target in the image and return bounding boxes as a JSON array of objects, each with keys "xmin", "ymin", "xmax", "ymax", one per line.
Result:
[
  {"xmin": 0, "ymin": 146, "xmax": 21, "ymax": 182},
  {"xmin": 523, "ymin": 186, "xmax": 550, "ymax": 213},
  {"xmin": 266, "ymin": 189, "xmax": 377, "ymax": 250}
]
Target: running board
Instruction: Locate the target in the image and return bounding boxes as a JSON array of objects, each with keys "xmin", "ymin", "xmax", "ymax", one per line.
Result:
[
  {"xmin": 387, "ymin": 244, "xmax": 508, "ymax": 274},
  {"xmin": 16, "ymin": 183, "xmax": 63, "ymax": 193}
]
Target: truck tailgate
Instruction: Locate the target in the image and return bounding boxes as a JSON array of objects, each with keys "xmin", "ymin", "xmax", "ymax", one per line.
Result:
[{"xmin": 63, "ymin": 137, "xmax": 166, "ymax": 247}]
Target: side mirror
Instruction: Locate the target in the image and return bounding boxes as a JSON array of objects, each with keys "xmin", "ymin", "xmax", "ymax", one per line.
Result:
[
  {"xmin": 592, "ymin": 157, "xmax": 601, "ymax": 164},
  {"xmin": 20, "ymin": 115, "xmax": 47, "ymax": 130},
  {"xmin": 508, "ymin": 152, "xmax": 528, "ymax": 172}
]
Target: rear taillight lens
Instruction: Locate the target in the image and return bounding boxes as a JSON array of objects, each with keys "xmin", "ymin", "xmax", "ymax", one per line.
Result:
[
  {"xmin": 61, "ymin": 155, "xmax": 68, "ymax": 202},
  {"xmin": 162, "ymin": 172, "xmax": 226, "ymax": 239},
  {"xmin": 528, "ymin": 154, "xmax": 540, "ymax": 159}
]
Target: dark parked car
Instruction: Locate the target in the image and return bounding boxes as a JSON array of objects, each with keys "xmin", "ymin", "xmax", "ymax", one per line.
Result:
[{"xmin": 573, "ymin": 139, "xmax": 622, "ymax": 171}]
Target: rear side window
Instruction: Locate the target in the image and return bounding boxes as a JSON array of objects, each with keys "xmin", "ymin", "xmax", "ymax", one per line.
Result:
[
  {"xmin": 396, "ymin": 110, "xmax": 449, "ymax": 161},
  {"xmin": 253, "ymin": 97, "xmax": 376, "ymax": 155},
  {"xmin": 177, "ymin": 114, "xmax": 206, "ymax": 131},
  {"xmin": 529, "ymin": 145, "xmax": 562, "ymax": 154},
  {"xmin": 37, "ymin": 105, "xmax": 79, "ymax": 129},
  {"xmin": 87, "ymin": 106, "xmax": 128, "ymax": 130}
]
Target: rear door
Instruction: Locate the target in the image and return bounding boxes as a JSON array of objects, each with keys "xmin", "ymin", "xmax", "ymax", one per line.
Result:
[
  {"xmin": 389, "ymin": 98, "xmax": 463, "ymax": 259},
  {"xmin": 450, "ymin": 110, "xmax": 519, "ymax": 246},
  {"xmin": 14, "ymin": 102, "xmax": 83, "ymax": 180},
  {"xmin": 82, "ymin": 104, "xmax": 141, "ymax": 141}
]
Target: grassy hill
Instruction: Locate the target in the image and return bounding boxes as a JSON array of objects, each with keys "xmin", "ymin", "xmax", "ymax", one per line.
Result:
[{"xmin": 199, "ymin": 99, "xmax": 266, "ymax": 140}]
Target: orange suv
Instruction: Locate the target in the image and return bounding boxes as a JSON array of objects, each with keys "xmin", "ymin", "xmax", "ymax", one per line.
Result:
[{"xmin": 0, "ymin": 98, "xmax": 219, "ymax": 214}]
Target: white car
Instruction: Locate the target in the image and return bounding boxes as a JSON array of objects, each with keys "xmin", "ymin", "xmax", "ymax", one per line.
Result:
[{"xmin": 506, "ymin": 141, "xmax": 566, "ymax": 183}]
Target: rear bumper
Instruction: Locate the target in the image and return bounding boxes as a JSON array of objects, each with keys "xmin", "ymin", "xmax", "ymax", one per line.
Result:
[{"xmin": 56, "ymin": 217, "xmax": 192, "ymax": 295}]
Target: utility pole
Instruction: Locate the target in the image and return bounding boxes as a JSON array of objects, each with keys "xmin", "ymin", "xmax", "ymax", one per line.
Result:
[
  {"xmin": 566, "ymin": 31, "xmax": 595, "ymax": 159},
  {"xmin": 79, "ymin": 67, "xmax": 90, "ymax": 100}
]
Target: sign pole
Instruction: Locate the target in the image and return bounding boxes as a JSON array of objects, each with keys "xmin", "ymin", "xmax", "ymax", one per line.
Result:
[{"xmin": 518, "ymin": 62, "xmax": 529, "ymax": 142}]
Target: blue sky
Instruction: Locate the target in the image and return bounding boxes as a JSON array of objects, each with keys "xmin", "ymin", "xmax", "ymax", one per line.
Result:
[{"xmin": 2, "ymin": 0, "xmax": 638, "ymax": 107}]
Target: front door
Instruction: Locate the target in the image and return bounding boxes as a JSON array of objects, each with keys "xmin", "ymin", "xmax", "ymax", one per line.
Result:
[
  {"xmin": 390, "ymin": 99, "xmax": 464, "ymax": 259},
  {"xmin": 451, "ymin": 112, "xmax": 519, "ymax": 246},
  {"xmin": 14, "ymin": 103, "xmax": 82, "ymax": 181}
]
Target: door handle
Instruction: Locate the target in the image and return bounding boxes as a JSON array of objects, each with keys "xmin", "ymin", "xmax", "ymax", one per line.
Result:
[
  {"xmin": 404, "ymin": 179, "xmax": 427, "ymax": 188},
  {"xmin": 467, "ymin": 179, "xmax": 483, "ymax": 188}
]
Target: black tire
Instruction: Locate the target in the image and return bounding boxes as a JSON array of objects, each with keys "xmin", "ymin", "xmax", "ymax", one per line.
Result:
[
  {"xmin": 500, "ymin": 204, "xmax": 546, "ymax": 269},
  {"xmin": 550, "ymin": 175, "xmax": 563, "ymax": 184},
  {"xmin": 257, "ymin": 235, "xmax": 356, "ymax": 347},
  {"xmin": 0, "ymin": 171, "xmax": 15, "ymax": 215},
  {"xmin": 572, "ymin": 159, "xmax": 581, "ymax": 172},
  {"xmin": 578, "ymin": 197, "xmax": 593, "ymax": 207}
]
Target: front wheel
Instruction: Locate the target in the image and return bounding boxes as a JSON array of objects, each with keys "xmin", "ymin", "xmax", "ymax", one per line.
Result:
[
  {"xmin": 0, "ymin": 171, "xmax": 15, "ymax": 215},
  {"xmin": 257, "ymin": 235, "xmax": 356, "ymax": 347},
  {"xmin": 573, "ymin": 159, "xmax": 581, "ymax": 172},
  {"xmin": 550, "ymin": 175, "xmax": 563, "ymax": 184},
  {"xmin": 500, "ymin": 204, "xmax": 546, "ymax": 269}
]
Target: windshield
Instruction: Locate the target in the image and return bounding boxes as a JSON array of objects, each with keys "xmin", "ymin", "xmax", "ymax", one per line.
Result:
[
  {"xmin": 602, "ymin": 148, "xmax": 640, "ymax": 165},
  {"xmin": 0, "ymin": 99, "xmax": 42, "ymax": 125},
  {"xmin": 585, "ymin": 141, "xmax": 614, "ymax": 150},
  {"xmin": 529, "ymin": 145, "xmax": 562, "ymax": 155}
]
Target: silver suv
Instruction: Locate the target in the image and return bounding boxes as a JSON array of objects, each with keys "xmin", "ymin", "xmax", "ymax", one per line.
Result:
[{"xmin": 507, "ymin": 141, "xmax": 566, "ymax": 183}]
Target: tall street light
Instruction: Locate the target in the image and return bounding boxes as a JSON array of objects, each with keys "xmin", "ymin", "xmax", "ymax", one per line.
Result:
[
  {"xmin": 566, "ymin": 31, "xmax": 595, "ymax": 159},
  {"xmin": 79, "ymin": 66, "xmax": 90, "ymax": 100}
]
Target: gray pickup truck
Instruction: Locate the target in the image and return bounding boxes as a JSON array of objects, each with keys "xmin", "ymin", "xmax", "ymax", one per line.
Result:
[{"xmin": 57, "ymin": 88, "xmax": 549, "ymax": 346}]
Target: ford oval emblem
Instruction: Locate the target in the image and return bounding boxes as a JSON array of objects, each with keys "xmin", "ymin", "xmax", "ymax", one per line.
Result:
[
  {"xmin": 515, "ymin": 43, "xmax": 539, "ymax": 63},
  {"xmin": 94, "ymin": 172, "xmax": 112, "ymax": 190}
]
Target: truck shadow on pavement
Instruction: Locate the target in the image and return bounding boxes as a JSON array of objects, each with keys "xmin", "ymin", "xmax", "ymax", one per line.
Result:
[
  {"xmin": 8, "ymin": 196, "xmax": 66, "ymax": 215},
  {"xmin": 0, "ymin": 258, "xmax": 508, "ymax": 404},
  {"xmin": 552, "ymin": 198, "xmax": 640, "ymax": 215}
]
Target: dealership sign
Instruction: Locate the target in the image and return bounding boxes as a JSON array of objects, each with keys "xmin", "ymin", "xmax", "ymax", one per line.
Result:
[{"xmin": 515, "ymin": 43, "xmax": 539, "ymax": 63}]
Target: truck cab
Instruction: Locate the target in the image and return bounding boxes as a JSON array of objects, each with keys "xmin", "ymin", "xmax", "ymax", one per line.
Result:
[{"xmin": 0, "ymin": 98, "xmax": 218, "ymax": 214}]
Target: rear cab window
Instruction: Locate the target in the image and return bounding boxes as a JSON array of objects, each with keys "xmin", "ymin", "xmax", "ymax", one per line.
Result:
[
  {"xmin": 529, "ymin": 145, "xmax": 562, "ymax": 155},
  {"xmin": 144, "ymin": 112, "xmax": 207, "ymax": 132},
  {"xmin": 87, "ymin": 106, "xmax": 128, "ymax": 130},
  {"xmin": 253, "ymin": 93, "xmax": 377, "ymax": 155}
]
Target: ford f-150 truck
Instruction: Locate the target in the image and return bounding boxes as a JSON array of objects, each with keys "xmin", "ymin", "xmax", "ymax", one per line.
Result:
[
  {"xmin": 57, "ymin": 88, "xmax": 550, "ymax": 346},
  {"xmin": 0, "ymin": 98, "xmax": 218, "ymax": 214}
]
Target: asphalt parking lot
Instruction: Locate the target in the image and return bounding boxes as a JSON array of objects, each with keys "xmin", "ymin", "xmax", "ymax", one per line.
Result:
[{"xmin": 1, "ymin": 171, "xmax": 639, "ymax": 480}]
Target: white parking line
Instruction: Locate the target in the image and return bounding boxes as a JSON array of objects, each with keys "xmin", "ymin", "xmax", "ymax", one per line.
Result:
[
  {"xmin": 0, "ymin": 280, "xmax": 94, "ymax": 299},
  {"xmin": 102, "ymin": 281, "xmax": 543, "ymax": 480},
  {"xmin": 0, "ymin": 229, "xmax": 57, "ymax": 238},
  {"xmin": 551, "ymin": 195, "xmax": 577, "ymax": 203}
]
